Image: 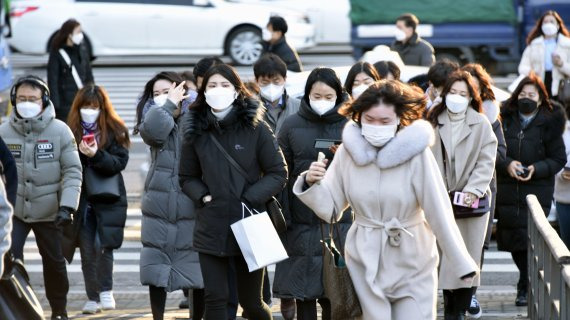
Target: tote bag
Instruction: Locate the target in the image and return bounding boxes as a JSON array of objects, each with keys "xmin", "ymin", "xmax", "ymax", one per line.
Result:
[{"xmin": 231, "ymin": 203, "xmax": 288, "ymax": 272}]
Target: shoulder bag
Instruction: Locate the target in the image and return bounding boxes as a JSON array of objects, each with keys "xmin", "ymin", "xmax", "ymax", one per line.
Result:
[
  {"xmin": 320, "ymin": 212, "xmax": 362, "ymax": 319},
  {"xmin": 84, "ymin": 166, "xmax": 121, "ymax": 202},
  {"xmin": 0, "ymin": 253, "xmax": 44, "ymax": 320},
  {"xmin": 209, "ymin": 133, "xmax": 287, "ymax": 233},
  {"xmin": 558, "ymin": 78, "xmax": 570, "ymax": 105},
  {"xmin": 440, "ymin": 138, "xmax": 489, "ymax": 219},
  {"xmin": 58, "ymin": 48, "xmax": 84, "ymax": 90}
]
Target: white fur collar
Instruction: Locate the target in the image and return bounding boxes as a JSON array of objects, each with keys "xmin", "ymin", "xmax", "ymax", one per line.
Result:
[
  {"xmin": 530, "ymin": 34, "xmax": 570, "ymax": 47},
  {"xmin": 342, "ymin": 119, "xmax": 435, "ymax": 169},
  {"xmin": 482, "ymin": 99, "xmax": 499, "ymax": 123}
]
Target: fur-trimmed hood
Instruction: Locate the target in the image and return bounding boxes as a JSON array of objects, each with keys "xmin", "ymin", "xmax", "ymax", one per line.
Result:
[
  {"xmin": 182, "ymin": 97, "xmax": 265, "ymax": 142},
  {"xmin": 342, "ymin": 119, "xmax": 435, "ymax": 169}
]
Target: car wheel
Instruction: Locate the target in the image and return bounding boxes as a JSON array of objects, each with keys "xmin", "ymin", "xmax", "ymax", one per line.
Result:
[{"xmin": 226, "ymin": 26, "xmax": 263, "ymax": 66}]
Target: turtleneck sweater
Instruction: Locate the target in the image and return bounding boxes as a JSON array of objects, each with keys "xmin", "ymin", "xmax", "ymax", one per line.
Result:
[
  {"xmin": 446, "ymin": 109, "xmax": 467, "ymax": 190},
  {"xmin": 211, "ymin": 106, "xmax": 234, "ymax": 120}
]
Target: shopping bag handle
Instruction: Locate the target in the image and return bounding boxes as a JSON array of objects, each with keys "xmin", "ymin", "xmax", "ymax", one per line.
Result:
[{"xmin": 241, "ymin": 202, "xmax": 264, "ymax": 219}]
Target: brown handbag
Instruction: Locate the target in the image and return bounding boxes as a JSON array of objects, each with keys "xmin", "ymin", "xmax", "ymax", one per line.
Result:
[
  {"xmin": 320, "ymin": 212, "xmax": 362, "ymax": 320},
  {"xmin": 558, "ymin": 79, "xmax": 570, "ymax": 104}
]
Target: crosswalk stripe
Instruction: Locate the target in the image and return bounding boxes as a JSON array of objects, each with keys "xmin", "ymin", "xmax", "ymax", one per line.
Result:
[
  {"xmin": 26, "ymin": 264, "xmax": 140, "ymax": 273},
  {"xmin": 24, "ymin": 252, "xmax": 140, "ymax": 261}
]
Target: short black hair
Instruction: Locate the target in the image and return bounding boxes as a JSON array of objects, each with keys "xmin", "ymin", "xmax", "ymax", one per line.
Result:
[
  {"xmin": 268, "ymin": 16, "xmax": 288, "ymax": 34},
  {"xmin": 427, "ymin": 59, "xmax": 460, "ymax": 88},
  {"xmin": 193, "ymin": 56, "xmax": 224, "ymax": 79},
  {"xmin": 303, "ymin": 67, "xmax": 344, "ymax": 106},
  {"xmin": 254, "ymin": 53, "xmax": 287, "ymax": 80},
  {"xmin": 396, "ymin": 13, "xmax": 419, "ymax": 31},
  {"xmin": 15, "ymin": 75, "xmax": 49, "ymax": 95},
  {"xmin": 373, "ymin": 61, "xmax": 401, "ymax": 81}
]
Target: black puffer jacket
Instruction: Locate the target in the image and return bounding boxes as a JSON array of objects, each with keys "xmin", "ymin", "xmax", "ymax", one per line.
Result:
[
  {"xmin": 62, "ymin": 136, "xmax": 128, "ymax": 262},
  {"xmin": 179, "ymin": 97, "xmax": 287, "ymax": 257},
  {"xmin": 264, "ymin": 36, "xmax": 303, "ymax": 72},
  {"xmin": 47, "ymin": 43, "xmax": 94, "ymax": 122},
  {"xmin": 496, "ymin": 101, "xmax": 567, "ymax": 252},
  {"xmin": 273, "ymin": 96, "xmax": 352, "ymax": 300}
]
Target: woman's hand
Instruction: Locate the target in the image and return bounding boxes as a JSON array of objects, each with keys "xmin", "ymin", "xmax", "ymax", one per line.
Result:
[
  {"xmin": 463, "ymin": 192, "xmax": 478, "ymax": 207},
  {"xmin": 79, "ymin": 139, "xmax": 98, "ymax": 158},
  {"xmin": 553, "ymin": 53, "xmax": 563, "ymax": 68},
  {"xmin": 167, "ymin": 82, "xmax": 190, "ymax": 106},
  {"xmin": 305, "ymin": 159, "xmax": 329, "ymax": 186},
  {"xmin": 562, "ymin": 169, "xmax": 570, "ymax": 181},
  {"xmin": 507, "ymin": 161, "xmax": 524, "ymax": 179},
  {"xmin": 518, "ymin": 165, "xmax": 535, "ymax": 182}
]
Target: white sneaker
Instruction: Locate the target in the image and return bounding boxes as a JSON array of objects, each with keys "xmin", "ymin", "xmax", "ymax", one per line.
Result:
[
  {"xmin": 82, "ymin": 300, "xmax": 101, "ymax": 314},
  {"xmin": 100, "ymin": 290, "xmax": 116, "ymax": 310},
  {"xmin": 466, "ymin": 295, "xmax": 482, "ymax": 318}
]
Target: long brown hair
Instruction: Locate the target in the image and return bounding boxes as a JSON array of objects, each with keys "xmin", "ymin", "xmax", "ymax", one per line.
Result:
[
  {"xmin": 426, "ymin": 71, "xmax": 483, "ymax": 126},
  {"xmin": 68, "ymin": 85, "xmax": 130, "ymax": 149},
  {"xmin": 526, "ymin": 10, "xmax": 570, "ymax": 44},
  {"xmin": 50, "ymin": 19, "xmax": 80, "ymax": 52},
  {"xmin": 339, "ymin": 79, "xmax": 424, "ymax": 127},
  {"xmin": 462, "ymin": 63, "xmax": 495, "ymax": 101},
  {"xmin": 503, "ymin": 72, "xmax": 552, "ymax": 113}
]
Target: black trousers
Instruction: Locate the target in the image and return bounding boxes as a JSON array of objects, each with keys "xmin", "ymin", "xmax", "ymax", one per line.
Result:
[
  {"xmin": 149, "ymin": 286, "xmax": 205, "ymax": 320},
  {"xmin": 296, "ymin": 299, "xmax": 331, "ymax": 320},
  {"xmin": 512, "ymin": 250, "xmax": 528, "ymax": 290},
  {"xmin": 10, "ymin": 217, "xmax": 69, "ymax": 315},
  {"xmin": 199, "ymin": 253, "xmax": 272, "ymax": 320},
  {"xmin": 443, "ymin": 288, "xmax": 473, "ymax": 316}
]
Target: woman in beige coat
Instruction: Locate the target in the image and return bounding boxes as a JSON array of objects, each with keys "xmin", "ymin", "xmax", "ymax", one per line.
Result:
[
  {"xmin": 426, "ymin": 71, "xmax": 497, "ymax": 319},
  {"xmin": 293, "ymin": 80, "xmax": 478, "ymax": 320},
  {"xmin": 518, "ymin": 10, "xmax": 570, "ymax": 97}
]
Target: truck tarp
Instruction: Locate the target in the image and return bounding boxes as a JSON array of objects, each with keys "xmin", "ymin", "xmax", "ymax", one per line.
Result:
[{"xmin": 350, "ymin": 0, "xmax": 517, "ymax": 25}]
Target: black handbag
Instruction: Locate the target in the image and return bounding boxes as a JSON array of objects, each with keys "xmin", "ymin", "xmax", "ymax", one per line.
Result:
[
  {"xmin": 0, "ymin": 253, "xmax": 44, "ymax": 320},
  {"xmin": 320, "ymin": 212, "xmax": 362, "ymax": 320},
  {"xmin": 209, "ymin": 133, "xmax": 287, "ymax": 233},
  {"xmin": 558, "ymin": 78, "xmax": 570, "ymax": 104},
  {"xmin": 440, "ymin": 139, "xmax": 490, "ymax": 219},
  {"xmin": 84, "ymin": 166, "xmax": 121, "ymax": 202}
]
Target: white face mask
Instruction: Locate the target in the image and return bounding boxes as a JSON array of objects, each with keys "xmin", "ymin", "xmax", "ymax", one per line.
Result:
[
  {"xmin": 262, "ymin": 29, "xmax": 273, "ymax": 42},
  {"xmin": 351, "ymin": 84, "xmax": 369, "ymax": 99},
  {"xmin": 153, "ymin": 94, "xmax": 168, "ymax": 107},
  {"xmin": 260, "ymin": 83, "xmax": 284, "ymax": 102},
  {"xmin": 445, "ymin": 94, "xmax": 470, "ymax": 114},
  {"xmin": 80, "ymin": 108, "xmax": 100, "ymax": 124},
  {"xmin": 542, "ymin": 23, "xmax": 559, "ymax": 36},
  {"xmin": 394, "ymin": 28, "xmax": 407, "ymax": 41},
  {"xmin": 361, "ymin": 122, "xmax": 398, "ymax": 147},
  {"xmin": 16, "ymin": 101, "xmax": 42, "ymax": 119},
  {"xmin": 71, "ymin": 32, "xmax": 84, "ymax": 45},
  {"xmin": 206, "ymin": 87, "xmax": 237, "ymax": 111},
  {"xmin": 310, "ymin": 99, "xmax": 336, "ymax": 116}
]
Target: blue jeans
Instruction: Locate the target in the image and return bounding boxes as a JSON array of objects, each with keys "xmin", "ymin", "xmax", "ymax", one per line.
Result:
[
  {"xmin": 557, "ymin": 201, "xmax": 570, "ymax": 249},
  {"xmin": 79, "ymin": 205, "xmax": 114, "ymax": 301}
]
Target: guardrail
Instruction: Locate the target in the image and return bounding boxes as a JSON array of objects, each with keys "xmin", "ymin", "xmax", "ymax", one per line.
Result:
[{"xmin": 527, "ymin": 195, "xmax": 570, "ymax": 319}]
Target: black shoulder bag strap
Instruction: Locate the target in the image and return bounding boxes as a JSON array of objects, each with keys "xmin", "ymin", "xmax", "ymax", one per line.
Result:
[{"xmin": 209, "ymin": 133, "xmax": 253, "ymax": 184}]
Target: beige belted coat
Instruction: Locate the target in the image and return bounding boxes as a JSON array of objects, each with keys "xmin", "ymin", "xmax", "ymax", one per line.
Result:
[{"xmin": 293, "ymin": 120, "xmax": 478, "ymax": 319}]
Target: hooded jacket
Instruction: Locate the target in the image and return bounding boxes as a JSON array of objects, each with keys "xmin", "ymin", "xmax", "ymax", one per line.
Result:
[
  {"xmin": 179, "ymin": 97, "xmax": 287, "ymax": 257},
  {"xmin": 496, "ymin": 100, "xmax": 567, "ymax": 252},
  {"xmin": 138, "ymin": 99, "xmax": 203, "ymax": 291},
  {"xmin": 273, "ymin": 95, "xmax": 351, "ymax": 300},
  {"xmin": 0, "ymin": 103, "xmax": 82, "ymax": 222}
]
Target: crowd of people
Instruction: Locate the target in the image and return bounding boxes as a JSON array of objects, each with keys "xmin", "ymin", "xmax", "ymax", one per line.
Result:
[{"xmin": 0, "ymin": 9, "xmax": 569, "ymax": 320}]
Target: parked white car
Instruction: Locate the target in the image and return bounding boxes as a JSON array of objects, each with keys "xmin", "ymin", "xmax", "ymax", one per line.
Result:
[
  {"xmin": 9, "ymin": 0, "xmax": 316, "ymax": 65},
  {"xmin": 236, "ymin": 0, "xmax": 350, "ymax": 45}
]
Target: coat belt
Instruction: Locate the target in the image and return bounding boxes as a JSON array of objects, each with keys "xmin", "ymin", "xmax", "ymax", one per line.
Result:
[{"xmin": 354, "ymin": 214, "xmax": 424, "ymax": 247}]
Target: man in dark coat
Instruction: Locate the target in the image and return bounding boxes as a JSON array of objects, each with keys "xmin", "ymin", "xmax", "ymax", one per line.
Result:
[
  {"xmin": 263, "ymin": 16, "xmax": 303, "ymax": 73},
  {"xmin": 391, "ymin": 13, "xmax": 435, "ymax": 67}
]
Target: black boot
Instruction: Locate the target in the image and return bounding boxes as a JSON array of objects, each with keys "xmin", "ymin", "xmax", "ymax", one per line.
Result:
[{"xmin": 515, "ymin": 282, "xmax": 528, "ymax": 306}]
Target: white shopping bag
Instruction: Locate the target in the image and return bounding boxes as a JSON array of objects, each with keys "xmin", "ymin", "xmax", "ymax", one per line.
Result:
[{"xmin": 231, "ymin": 203, "xmax": 289, "ymax": 272}]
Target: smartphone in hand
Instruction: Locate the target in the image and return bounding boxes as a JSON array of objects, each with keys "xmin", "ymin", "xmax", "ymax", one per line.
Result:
[{"xmin": 82, "ymin": 134, "xmax": 95, "ymax": 145}]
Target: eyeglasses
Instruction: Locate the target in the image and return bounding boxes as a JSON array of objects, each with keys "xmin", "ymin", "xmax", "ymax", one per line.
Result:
[{"xmin": 15, "ymin": 96, "xmax": 42, "ymax": 104}]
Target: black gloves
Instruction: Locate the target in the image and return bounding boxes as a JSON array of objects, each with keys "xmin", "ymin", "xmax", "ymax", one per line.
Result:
[{"xmin": 54, "ymin": 206, "xmax": 74, "ymax": 228}]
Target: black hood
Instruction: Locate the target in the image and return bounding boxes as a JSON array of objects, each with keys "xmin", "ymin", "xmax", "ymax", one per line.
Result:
[
  {"xmin": 182, "ymin": 96, "xmax": 265, "ymax": 142},
  {"xmin": 298, "ymin": 92, "xmax": 349, "ymax": 124}
]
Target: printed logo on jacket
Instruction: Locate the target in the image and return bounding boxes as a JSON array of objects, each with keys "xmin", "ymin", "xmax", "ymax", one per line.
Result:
[{"xmin": 36, "ymin": 140, "xmax": 54, "ymax": 160}]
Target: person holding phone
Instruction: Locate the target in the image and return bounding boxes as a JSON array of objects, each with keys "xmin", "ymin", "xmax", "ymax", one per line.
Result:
[
  {"xmin": 294, "ymin": 80, "xmax": 477, "ymax": 319},
  {"xmin": 518, "ymin": 10, "xmax": 570, "ymax": 98},
  {"xmin": 64, "ymin": 85, "xmax": 130, "ymax": 314},
  {"xmin": 426, "ymin": 70, "xmax": 497, "ymax": 318},
  {"xmin": 273, "ymin": 67, "xmax": 350, "ymax": 320},
  {"xmin": 496, "ymin": 73, "xmax": 566, "ymax": 306}
]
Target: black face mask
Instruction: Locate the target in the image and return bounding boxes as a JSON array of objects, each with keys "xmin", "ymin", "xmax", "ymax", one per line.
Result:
[{"xmin": 517, "ymin": 98, "xmax": 538, "ymax": 114}]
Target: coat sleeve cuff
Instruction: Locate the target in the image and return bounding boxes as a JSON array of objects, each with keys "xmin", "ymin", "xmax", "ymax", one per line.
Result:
[{"xmin": 292, "ymin": 172, "xmax": 335, "ymax": 222}]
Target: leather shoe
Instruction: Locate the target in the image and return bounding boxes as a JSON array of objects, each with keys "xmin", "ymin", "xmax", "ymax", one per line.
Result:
[
  {"xmin": 280, "ymin": 298, "xmax": 296, "ymax": 320},
  {"xmin": 515, "ymin": 288, "xmax": 528, "ymax": 306}
]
